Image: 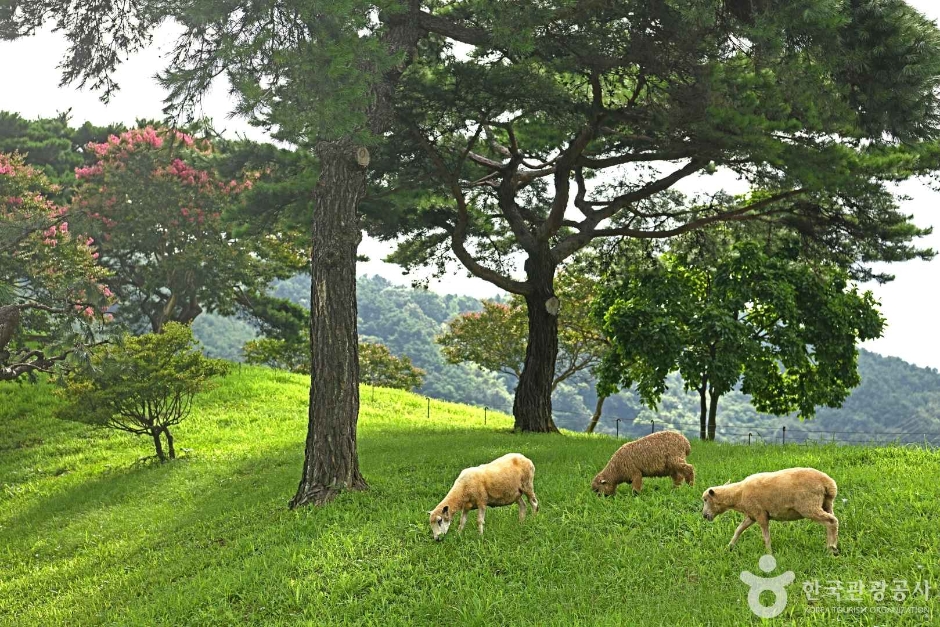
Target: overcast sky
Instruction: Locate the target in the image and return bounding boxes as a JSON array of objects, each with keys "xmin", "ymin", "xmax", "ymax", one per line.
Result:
[{"xmin": 1, "ymin": 3, "xmax": 939, "ymax": 370}]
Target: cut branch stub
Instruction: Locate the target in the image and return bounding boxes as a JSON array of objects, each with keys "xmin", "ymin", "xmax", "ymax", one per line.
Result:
[
  {"xmin": 545, "ymin": 297, "xmax": 560, "ymax": 317},
  {"xmin": 355, "ymin": 147, "xmax": 371, "ymax": 168}
]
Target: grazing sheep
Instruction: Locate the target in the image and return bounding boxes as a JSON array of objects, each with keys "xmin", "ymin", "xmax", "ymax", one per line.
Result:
[
  {"xmin": 429, "ymin": 453, "xmax": 538, "ymax": 541},
  {"xmin": 591, "ymin": 431, "xmax": 694, "ymax": 496},
  {"xmin": 702, "ymin": 467, "xmax": 839, "ymax": 555}
]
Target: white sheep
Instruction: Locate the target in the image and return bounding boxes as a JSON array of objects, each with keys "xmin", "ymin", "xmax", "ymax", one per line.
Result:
[
  {"xmin": 428, "ymin": 453, "xmax": 539, "ymax": 541},
  {"xmin": 702, "ymin": 467, "xmax": 839, "ymax": 554}
]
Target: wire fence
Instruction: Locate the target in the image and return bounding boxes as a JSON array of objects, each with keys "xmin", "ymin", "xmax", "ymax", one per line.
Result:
[
  {"xmin": 574, "ymin": 414, "xmax": 940, "ymax": 448},
  {"xmin": 384, "ymin": 394, "xmax": 940, "ymax": 449}
]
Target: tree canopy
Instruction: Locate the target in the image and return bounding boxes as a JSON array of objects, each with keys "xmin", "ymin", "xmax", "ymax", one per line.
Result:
[
  {"xmin": 0, "ymin": 152, "xmax": 112, "ymax": 381},
  {"xmin": 68, "ymin": 126, "xmax": 305, "ymax": 332},
  {"xmin": 372, "ymin": 0, "xmax": 940, "ymax": 432},
  {"xmin": 594, "ymin": 226, "xmax": 886, "ymax": 439}
]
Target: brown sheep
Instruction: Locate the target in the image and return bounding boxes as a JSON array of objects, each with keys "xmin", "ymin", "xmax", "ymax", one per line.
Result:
[
  {"xmin": 702, "ymin": 467, "xmax": 839, "ymax": 555},
  {"xmin": 591, "ymin": 431, "xmax": 694, "ymax": 496},
  {"xmin": 428, "ymin": 453, "xmax": 538, "ymax": 541}
]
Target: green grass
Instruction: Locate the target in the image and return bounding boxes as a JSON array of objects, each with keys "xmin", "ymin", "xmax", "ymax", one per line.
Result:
[{"xmin": 1, "ymin": 366, "xmax": 938, "ymax": 626}]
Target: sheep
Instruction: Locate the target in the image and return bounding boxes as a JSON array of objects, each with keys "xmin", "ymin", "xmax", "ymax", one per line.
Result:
[
  {"xmin": 591, "ymin": 430, "xmax": 694, "ymax": 496},
  {"xmin": 428, "ymin": 453, "xmax": 538, "ymax": 541},
  {"xmin": 702, "ymin": 467, "xmax": 839, "ymax": 555}
]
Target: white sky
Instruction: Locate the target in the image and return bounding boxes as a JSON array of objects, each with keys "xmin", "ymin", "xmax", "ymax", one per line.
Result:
[{"xmin": 1, "ymin": 3, "xmax": 938, "ymax": 370}]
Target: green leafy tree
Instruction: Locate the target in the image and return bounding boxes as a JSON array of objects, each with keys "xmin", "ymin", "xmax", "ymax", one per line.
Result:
[
  {"xmin": 359, "ymin": 341, "xmax": 425, "ymax": 391},
  {"xmin": 0, "ymin": 152, "xmax": 113, "ymax": 381},
  {"xmin": 595, "ymin": 229, "xmax": 886, "ymax": 440},
  {"xmin": 57, "ymin": 323, "xmax": 230, "ymax": 462},
  {"xmin": 437, "ymin": 270, "xmax": 611, "ymax": 431},
  {"xmin": 69, "ymin": 126, "xmax": 303, "ymax": 332},
  {"xmin": 244, "ymin": 334, "xmax": 424, "ymax": 391},
  {"xmin": 378, "ymin": 0, "xmax": 940, "ymax": 434},
  {"xmin": 243, "ymin": 337, "xmax": 309, "ymax": 374}
]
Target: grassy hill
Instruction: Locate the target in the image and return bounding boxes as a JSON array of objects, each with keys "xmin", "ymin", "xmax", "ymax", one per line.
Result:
[
  {"xmin": 1, "ymin": 368, "xmax": 938, "ymax": 625},
  {"xmin": 195, "ymin": 275, "xmax": 940, "ymax": 438}
]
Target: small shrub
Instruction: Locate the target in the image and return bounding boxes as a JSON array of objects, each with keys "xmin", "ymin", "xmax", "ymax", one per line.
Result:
[
  {"xmin": 57, "ymin": 322, "xmax": 230, "ymax": 461},
  {"xmin": 242, "ymin": 337, "xmax": 424, "ymax": 391}
]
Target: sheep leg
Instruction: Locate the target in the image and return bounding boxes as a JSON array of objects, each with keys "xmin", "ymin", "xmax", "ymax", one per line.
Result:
[
  {"xmin": 477, "ymin": 504, "xmax": 486, "ymax": 535},
  {"xmin": 756, "ymin": 514, "xmax": 772, "ymax": 554},
  {"xmin": 671, "ymin": 472, "xmax": 683, "ymax": 487},
  {"xmin": 457, "ymin": 508, "xmax": 468, "ymax": 533},
  {"xmin": 631, "ymin": 474, "xmax": 643, "ymax": 494},
  {"xmin": 728, "ymin": 517, "xmax": 755, "ymax": 550},
  {"xmin": 522, "ymin": 484, "xmax": 539, "ymax": 514},
  {"xmin": 517, "ymin": 496, "xmax": 527, "ymax": 522},
  {"xmin": 802, "ymin": 507, "xmax": 840, "ymax": 554}
]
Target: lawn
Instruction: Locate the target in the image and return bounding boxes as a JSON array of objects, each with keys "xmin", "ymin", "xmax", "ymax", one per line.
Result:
[{"xmin": 1, "ymin": 367, "xmax": 938, "ymax": 625}]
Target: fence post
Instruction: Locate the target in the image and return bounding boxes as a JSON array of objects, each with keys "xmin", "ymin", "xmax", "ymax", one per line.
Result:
[
  {"xmin": 427, "ymin": 397, "xmax": 430, "ymax": 420},
  {"xmin": 782, "ymin": 425, "xmax": 786, "ymax": 446},
  {"xmin": 748, "ymin": 432, "xmax": 752, "ymax": 446},
  {"xmin": 651, "ymin": 419, "xmax": 655, "ymax": 434},
  {"xmin": 484, "ymin": 407, "xmax": 487, "ymax": 426},
  {"xmin": 616, "ymin": 418, "xmax": 621, "ymax": 438}
]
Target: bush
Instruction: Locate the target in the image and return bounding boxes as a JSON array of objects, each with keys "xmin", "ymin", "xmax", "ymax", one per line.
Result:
[
  {"xmin": 57, "ymin": 323, "xmax": 230, "ymax": 461},
  {"xmin": 243, "ymin": 336, "xmax": 424, "ymax": 391}
]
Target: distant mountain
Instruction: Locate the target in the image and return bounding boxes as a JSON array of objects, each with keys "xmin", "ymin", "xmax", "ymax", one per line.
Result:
[{"xmin": 193, "ymin": 275, "xmax": 940, "ymax": 442}]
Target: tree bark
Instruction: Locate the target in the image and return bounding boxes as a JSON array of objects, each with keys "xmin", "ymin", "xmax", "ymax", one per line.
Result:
[
  {"xmin": 164, "ymin": 428, "xmax": 176, "ymax": 460},
  {"xmin": 585, "ymin": 395, "xmax": 607, "ymax": 433},
  {"xmin": 151, "ymin": 427, "xmax": 166, "ymax": 462},
  {"xmin": 707, "ymin": 387, "xmax": 719, "ymax": 441},
  {"xmin": 290, "ymin": 141, "xmax": 369, "ymax": 508},
  {"xmin": 513, "ymin": 253, "xmax": 560, "ymax": 433},
  {"xmin": 698, "ymin": 376, "xmax": 708, "ymax": 440},
  {"xmin": 286, "ymin": 4, "xmax": 424, "ymax": 508}
]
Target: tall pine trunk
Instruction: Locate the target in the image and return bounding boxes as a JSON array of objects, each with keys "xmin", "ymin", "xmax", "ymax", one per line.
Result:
[
  {"xmin": 585, "ymin": 395, "xmax": 607, "ymax": 433},
  {"xmin": 513, "ymin": 254, "xmax": 559, "ymax": 433},
  {"xmin": 707, "ymin": 387, "xmax": 719, "ymax": 441},
  {"xmin": 289, "ymin": 4, "xmax": 423, "ymax": 508},
  {"xmin": 698, "ymin": 376, "xmax": 708, "ymax": 440},
  {"xmin": 289, "ymin": 140, "xmax": 369, "ymax": 508}
]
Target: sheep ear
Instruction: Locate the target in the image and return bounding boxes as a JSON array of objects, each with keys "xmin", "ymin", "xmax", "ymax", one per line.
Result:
[
  {"xmin": 708, "ymin": 488, "xmax": 715, "ymax": 496},
  {"xmin": 442, "ymin": 505, "xmax": 449, "ymax": 515}
]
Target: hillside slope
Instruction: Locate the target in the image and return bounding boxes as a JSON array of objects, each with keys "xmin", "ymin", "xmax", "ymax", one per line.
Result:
[
  {"xmin": 1, "ymin": 369, "xmax": 938, "ymax": 625},
  {"xmin": 195, "ymin": 275, "xmax": 940, "ymax": 438}
]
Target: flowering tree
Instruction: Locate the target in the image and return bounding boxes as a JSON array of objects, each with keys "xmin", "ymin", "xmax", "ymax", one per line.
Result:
[
  {"xmin": 0, "ymin": 153, "xmax": 112, "ymax": 381},
  {"xmin": 70, "ymin": 127, "xmax": 303, "ymax": 333}
]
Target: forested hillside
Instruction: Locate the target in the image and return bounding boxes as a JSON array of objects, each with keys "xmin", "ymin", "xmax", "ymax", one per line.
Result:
[{"xmin": 194, "ymin": 275, "xmax": 940, "ymax": 439}]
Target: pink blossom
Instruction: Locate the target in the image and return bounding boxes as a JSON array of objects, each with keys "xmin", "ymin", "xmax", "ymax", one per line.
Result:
[
  {"xmin": 83, "ymin": 307, "xmax": 95, "ymax": 318},
  {"xmin": 75, "ymin": 164, "xmax": 103, "ymax": 179},
  {"xmin": 175, "ymin": 130, "xmax": 195, "ymax": 147},
  {"xmin": 59, "ymin": 222, "xmax": 68, "ymax": 234}
]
